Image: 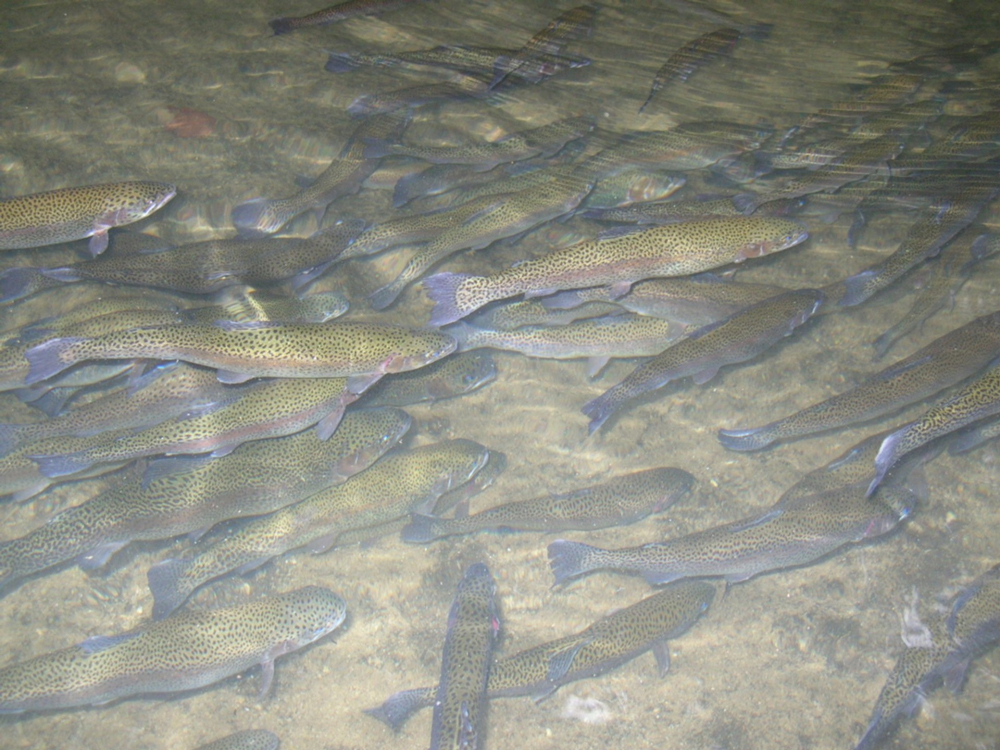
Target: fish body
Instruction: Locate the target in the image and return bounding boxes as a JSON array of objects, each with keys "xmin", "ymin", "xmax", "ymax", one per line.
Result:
[
  {"xmin": 795, "ymin": 73, "xmax": 924, "ymax": 133},
  {"xmin": 639, "ymin": 28, "xmax": 743, "ymax": 113},
  {"xmin": 271, "ymin": 0, "xmax": 425, "ymax": 33},
  {"xmin": 583, "ymin": 288, "xmax": 823, "ymax": 433},
  {"xmin": 24, "ymin": 321, "xmax": 456, "ymax": 386},
  {"xmin": 426, "ymin": 216, "xmax": 807, "ymax": 325},
  {"xmin": 0, "ymin": 586, "xmax": 346, "ymax": 713},
  {"xmin": 362, "ymin": 351, "xmax": 496, "ymax": 407},
  {"xmin": 184, "ymin": 291, "xmax": 350, "ymax": 325},
  {"xmin": 402, "ymin": 466, "xmax": 693, "ymax": 542},
  {"xmin": 583, "ymin": 197, "xmax": 744, "ymax": 224},
  {"xmin": 430, "ymin": 563, "xmax": 500, "ymax": 750},
  {"xmin": 370, "ymin": 172, "xmax": 593, "ymax": 310},
  {"xmin": 719, "ymin": 310, "xmax": 1000, "ymax": 451},
  {"xmin": 367, "ymin": 581, "xmax": 714, "ymax": 730},
  {"xmin": 30, "ymin": 376, "xmax": 368, "ymax": 478},
  {"xmin": 473, "ymin": 299, "xmax": 621, "ymax": 330},
  {"xmin": 548, "ymin": 483, "xmax": 916, "ymax": 585},
  {"xmin": 146, "ymin": 440, "xmax": 489, "ymax": 619},
  {"xmin": 34, "ymin": 221, "xmax": 364, "ymax": 295},
  {"xmin": 0, "ymin": 181, "xmax": 176, "ymax": 256},
  {"xmin": 194, "ymin": 730, "xmax": 280, "ymax": 750},
  {"xmin": 347, "ymin": 78, "xmax": 490, "ymax": 119},
  {"xmin": 0, "ymin": 408, "xmax": 411, "ymax": 590},
  {"xmin": 870, "ymin": 362, "xmax": 1000, "ymax": 494}
]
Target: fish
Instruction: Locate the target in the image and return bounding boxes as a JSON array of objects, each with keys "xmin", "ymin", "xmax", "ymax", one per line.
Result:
[
  {"xmin": 402, "ymin": 466, "xmax": 694, "ymax": 542},
  {"xmin": 193, "ymin": 729, "xmax": 280, "ymax": 750},
  {"xmin": 270, "ymin": 0, "xmax": 426, "ymax": 34},
  {"xmin": 425, "ymin": 216, "xmax": 808, "ymax": 326},
  {"xmin": 362, "ymin": 115, "xmax": 595, "ymax": 169},
  {"xmin": 0, "ymin": 362, "xmax": 227, "ymax": 456},
  {"xmin": 366, "ymin": 581, "xmax": 714, "ymax": 731},
  {"xmin": 582, "ymin": 196, "xmax": 745, "ymax": 224},
  {"xmin": 184, "ymin": 290, "xmax": 350, "ymax": 325},
  {"xmin": 472, "ymin": 299, "xmax": 622, "ymax": 330},
  {"xmin": 718, "ymin": 310, "xmax": 1000, "ymax": 451},
  {"xmin": 944, "ymin": 564, "xmax": 1000, "ymax": 666},
  {"xmin": 548, "ymin": 482, "xmax": 917, "ymax": 586},
  {"xmin": 231, "ymin": 113, "xmax": 408, "ymax": 237},
  {"xmin": 794, "ymin": 73, "xmax": 924, "ymax": 133},
  {"xmin": 543, "ymin": 274, "xmax": 788, "ymax": 328},
  {"xmin": 0, "ymin": 181, "xmax": 176, "ymax": 256},
  {"xmin": 146, "ymin": 440, "xmax": 489, "ymax": 619},
  {"xmin": 582, "ymin": 288, "xmax": 823, "ymax": 434},
  {"xmin": 347, "ymin": 77, "xmax": 492, "ymax": 119},
  {"xmin": 639, "ymin": 27, "xmax": 752, "ymax": 113},
  {"xmin": 29, "ymin": 376, "xmax": 371, "ymax": 478},
  {"xmin": 869, "ymin": 362, "xmax": 1000, "ymax": 495},
  {"xmin": 369, "ymin": 171, "xmax": 593, "ymax": 310},
  {"xmin": 430, "ymin": 563, "xmax": 500, "ymax": 750},
  {"xmin": 30, "ymin": 220, "xmax": 365, "ymax": 296},
  {"xmin": 947, "ymin": 413, "xmax": 1000, "ymax": 454},
  {"xmin": 362, "ymin": 351, "xmax": 496, "ymax": 407},
  {"xmin": 23, "ymin": 320, "xmax": 457, "ymax": 387},
  {"xmin": 0, "ymin": 408, "xmax": 411, "ymax": 591},
  {"xmin": 430, "ymin": 449, "xmax": 507, "ymax": 516},
  {"xmin": 448, "ymin": 314, "xmax": 681, "ymax": 377},
  {"xmin": 0, "ymin": 586, "xmax": 345, "ymax": 713},
  {"xmin": 579, "ymin": 171, "xmax": 687, "ymax": 211},
  {"xmin": 489, "ymin": 4, "xmax": 597, "ymax": 90}
]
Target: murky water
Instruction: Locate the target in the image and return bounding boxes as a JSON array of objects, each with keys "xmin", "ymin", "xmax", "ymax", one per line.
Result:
[{"xmin": 2, "ymin": 0, "xmax": 1000, "ymax": 748}]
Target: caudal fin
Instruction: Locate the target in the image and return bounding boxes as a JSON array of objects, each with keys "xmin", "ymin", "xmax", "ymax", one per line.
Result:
[
  {"xmin": 717, "ymin": 424, "xmax": 778, "ymax": 452},
  {"xmin": 147, "ymin": 558, "xmax": 195, "ymax": 621},
  {"xmin": 23, "ymin": 337, "xmax": 85, "ymax": 385},
  {"xmin": 364, "ymin": 687, "xmax": 437, "ymax": 732},
  {"xmin": 325, "ymin": 52, "xmax": 360, "ymax": 73},
  {"xmin": 400, "ymin": 513, "xmax": 445, "ymax": 543},
  {"xmin": 269, "ymin": 17, "xmax": 296, "ymax": 35},
  {"xmin": 367, "ymin": 278, "xmax": 406, "ymax": 311},
  {"xmin": 548, "ymin": 539, "xmax": 603, "ymax": 585},
  {"xmin": 423, "ymin": 272, "xmax": 477, "ymax": 326},
  {"xmin": 231, "ymin": 198, "xmax": 287, "ymax": 239},
  {"xmin": 580, "ymin": 391, "xmax": 618, "ymax": 435}
]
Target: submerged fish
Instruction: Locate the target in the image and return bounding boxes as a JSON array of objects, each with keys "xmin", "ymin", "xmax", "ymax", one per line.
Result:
[
  {"xmin": 146, "ymin": 440, "xmax": 489, "ymax": 619},
  {"xmin": 402, "ymin": 466, "xmax": 693, "ymax": 542},
  {"xmin": 582, "ymin": 196, "xmax": 745, "ymax": 224},
  {"xmin": 184, "ymin": 290, "xmax": 350, "ymax": 325},
  {"xmin": 582, "ymin": 288, "xmax": 823, "ymax": 433},
  {"xmin": 0, "ymin": 408, "xmax": 411, "ymax": 591},
  {"xmin": 430, "ymin": 563, "xmax": 500, "ymax": 750},
  {"xmin": 362, "ymin": 351, "xmax": 496, "ymax": 407},
  {"xmin": 369, "ymin": 171, "xmax": 593, "ymax": 310},
  {"xmin": 718, "ymin": 310, "xmax": 1000, "ymax": 451},
  {"xmin": 366, "ymin": 581, "xmax": 714, "ymax": 731},
  {"xmin": 0, "ymin": 586, "xmax": 346, "ymax": 713},
  {"xmin": 24, "ymin": 321, "xmax": 456, "ymax": 387},
  {"xmin": 548, "ymin": 482, "xmax": 916, "ymax": 585},
  {"xmin": 0, "ymin": 181, "xmax": 176, "ymax": 256},
  {"xmin": 194, "ymin": 729, "xmax": 280, "ymax": 750},
  {"xmin": 270, "ymin": 0, "xmax": 426, "ymax": 34},
  {"xmin": 425, "ymin": 216, "xmax": 807, "ymax": 326}
]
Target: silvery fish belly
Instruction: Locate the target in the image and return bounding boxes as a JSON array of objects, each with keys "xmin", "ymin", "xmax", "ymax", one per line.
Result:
[{"xmin": 0, "ymin": 586, "xmax": 346, "ymax": 713}]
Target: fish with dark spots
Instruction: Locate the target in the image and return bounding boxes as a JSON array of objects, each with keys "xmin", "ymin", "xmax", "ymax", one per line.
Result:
[
  {"xmin": 583, "ymin": 288, "xmax": 823, "ymax": 434},
  {"xmin": 369, "ymin": 171, "xmax": 593, "ymax": 310},
  {"xmin": 184, "ymin": 290, "xmax": 350, "ymax": 326},
  {"xmin": 869, "ymin": 362, "xmax": 1000, "ymax": 495},
  {"xmin": 582, "ymin": 196, "xmax": 745, "ymax": 224},
  {"xmin": 270, "ymin": 0, "xmax": 427, "ymax": 34},
  {"xmin": 426, "ymin": 216, "xmax": 807, "ymax": 326},
  {"xmin": 23, "ymin": 320, "xmax": 456, "ymax": 386},
  {"xmin": 193, "ymin": 730, "xmax": 279, "ymax": 750},
  {"xmin": 0, "ymin": 586, "xmax": 345, "ymax": 713},
  {"xmin": 0, "ymin": 408, "xmax": 410, "ymax": 591},
  {"xmin": 231, "ymin": 113, "xmax": 408, "ymax": 237},
  {"xmin": 22, "ymin": 220, "xmax": 364, "ymax": 297},
  {"xmin": 794, "ymin": 73, "xmax": 924, "ymax": 134},
  {"xmin": 718, "ymin": 310, "xmax": 1000, "ymax": 451},
  {"xmin": 147, "ymin": 440, "xmax": 489, "ymax": 620},
  {"xmin": 402, "ymin": 466, "xmax": 693, "ymax": 542},
  {"xmin": 362, "ymin": 351, "xmax": 496, "ymax": 407},
  {"xmin": 0, "ymin": 181, "xmax": 176, "ymax": 256},
  {"xmin": 548, "ymin": 482, "xmax": 917, "ymax": 586},
  {"xmin": 429, "ymin": 563, "xmax": 499, "ymax": 750},
  {"xmin": 472, "ymin": 299, "xmax": 621, "ymax": 330},
  {"xmin": 367, "ymin": 581, "xmax": 714, "ymax": 731}
]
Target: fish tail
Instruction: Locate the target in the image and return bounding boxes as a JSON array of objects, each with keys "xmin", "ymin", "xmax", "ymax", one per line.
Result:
[
  {"xmin": 23, "ymin": 337, "xmax": 85, "ymax": 385},
  {"xmin": 0, "ymin": 424, "xmax": 22, "ymax": 457},
  {"xmin": 269, "ymin": 16, "xmax": 297, "ymax": 35},
  {"xmin": 424, "ymin": 272, "xmax": 478, "ymax": 326},
  {"xmin": 231, "ymin": 197, "xmax": 287, "ymax": 239},
  {"xmin": 147, "ymin": 557, "xmax": 195, "ymax": 621},
  {"xmin": 717, "ymin": 424, "xmax": 778, "ymax": 452},
  {"xmin": 325, "ymin": 52, "xmax": 360, "ymax": 73},
  {"xmin": 1, "ymin": 268, "xmax": 49, "ymax": 303},
  {"xmin": 731, "ymin": 193, "xmax": 759, "ymax": 215},
  {"xmin": 838, "ymin": 269, "xmax": 878, "ymax": 308},
  {"xmin": 367, "ymin": 277, "xmax": 406, "ymax": 311},
  {"xmin": 547, "ymin": 539, "xmax": 606, "ymax": 584},
  {"xmin": 364, "ymin": 687, "xmax": 437, "ymax": 732},
  {"xmin": 361, "ymin": 138, "xmax": 395, "ymax": 160},
  {"xmin": 29, "ymin": 451, "xmax": 93, "ymax": 478},
  {"xmin": 400, "ymin": 513, "xmax": 445, "ymax": 543},
  {"xmin": 580, "ymin": 390, "xmax": 618, "ymax": 434}
]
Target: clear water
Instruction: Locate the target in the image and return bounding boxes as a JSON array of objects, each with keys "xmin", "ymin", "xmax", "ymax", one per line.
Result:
[{"xmin": 1, "ymin": 0, "xmax": 1000, "ymax": 748}]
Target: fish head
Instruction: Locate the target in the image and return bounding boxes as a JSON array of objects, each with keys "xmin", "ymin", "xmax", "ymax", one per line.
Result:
[
  {"xmin": 459, "ymin": 352, "xmax": 498, "ymax": 393},
  {"xmin": 280, "ymin": 586, "xmax": 348, "ymax": 648},
  {"xmin": 112, "ymin": 182, "xmax": 178, "ymax": 224},
  {"xmin": 741, "ymin": 219, "xmax": 810, "ymax": 260},
  {"xmin": 383, "ymin": 331, "xmax": 458, "ymax": 373}
]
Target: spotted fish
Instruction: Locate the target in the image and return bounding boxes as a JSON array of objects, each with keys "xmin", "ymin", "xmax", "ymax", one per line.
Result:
[
  {"xmin": 430, "ymin": 562, "xmax": 500, "ymax": 750},
  {"xmin": 362, "ymin": 351, "xmax": 496, "ymax": 407},
  {"xmin": 402, "ymin": 467, "xmax": 693, "ymax": 542},
  {"xmin": 184, "ymin": 290, "xmax": 350, "ymax": 325},
  {"xmin": 366, "ymin": 581, "xmax": 714, "ymax": 731},
  {"xmin": 718, "ymin": 310, "xmax": 1000, "ymax": 451},
  {"xmin": 548, "ymin": 483, "xmax": 917, "ymax": 586},
  {"xmin": 425, "ymin": 217, "xmax": 807, "ymax": 326},
  {"xmin": 0, "ymin": 181, "xmax": 176, "ymax": 256},
  {"xmin": 0, "ymin": 586, "xmax": 346, "ymax": 713},
  {"xmin": 146, "ymin": 440, "xmax": 489, "ymax": 619},
  {"xmin": 0, "ymin": 408, "xmax": 411, "ymax": 591},
  {"xmin": 23, "ymin": 320, "xmax": 456, "ymax": 387},
  {"xmin": 582, "ymin": 288, "xmax": 823, "ymax": 433},
  {"xmin": 193, "ymin": 730, "xmax": 280, "ymax": 750},
  {"xmin": 639, "ymin": 28, "xmax": 747, "ymax": 113}
]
